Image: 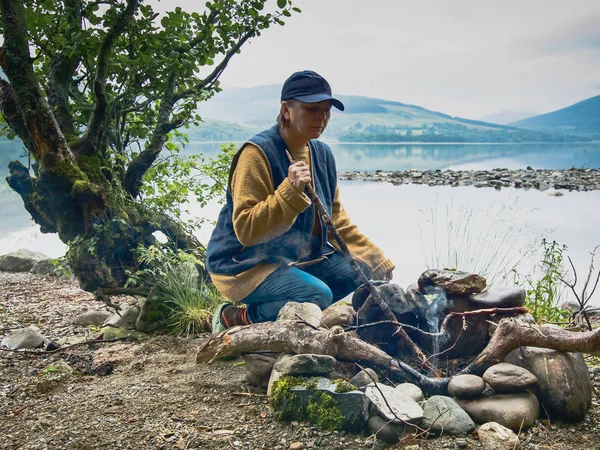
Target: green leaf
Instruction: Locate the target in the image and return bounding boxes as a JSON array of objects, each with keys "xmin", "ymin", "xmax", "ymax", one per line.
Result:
[{"xmin": 277, "ymin": 0, "xmax": 287, "ymax": 8}]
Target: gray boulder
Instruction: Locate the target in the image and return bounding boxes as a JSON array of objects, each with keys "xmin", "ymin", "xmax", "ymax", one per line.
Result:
[
  {"xmin": 321, "ymin": 301, "xmax": 356, "ymax": 328},
  {"xmin": 244, "ymin": 353, "xmax": 279, "ymax": 387},
  {"xmin": 1, "ymin": 326, "xmax": 50, "ymax": 350},
  {"xmin": 277, "ymin": 302, "xmax": 323, "ymax": 328},
  {"xmin": 104, "ymin": 304, "xmax": 141, "ymax": 330},
  {"xmin": 456, "ymin": 391, "xmax": 539, "ymax": 431},
  {"xmin": 448, "ymin": 374, "xmax": 486, "ymax": 399},
  {"xmin": 477, "ymin": 422, "xmax": 522, "ymax": 450},
  {"xmin": 364, "ymin": 382, "xmax": 423, "ymax": 423},
  {"xmin": 272, "ymin": 354, "xmax": 336, "ymax": 377},
  {"xmin": 505, "ymin": 346, "xmax": 593, "ymax": 422},
  {"xmin": 418, "ymin": 269, "xmax": 486, "ymax": 295},
  {"xmin": 483, "ymin": 363, "xmax": 537, "ymax": 393},
  {"xmin": 469, "ymin": 287, "xmax": 526, "ymax": 308},
  {"xmin": 394, "ymin": 383, "xmax": 424, "ymax": 403},
  {"xmin": 421, "ymin": 396, "xmax": 475, "ymax": 436},
  {"xmin": 76, "ymin": 310, "xmax": 112, "ymax": 326},
  {"xmin": 0, "ymin": 249, "xmax": 49, "ymax": 272},
  {"xmin": 29, "ymin": 259, "xmax": 59, "ymax": 276},
  {"xmin": 349, "ymin": 368, "xmax": 378, "ymax": 389}
]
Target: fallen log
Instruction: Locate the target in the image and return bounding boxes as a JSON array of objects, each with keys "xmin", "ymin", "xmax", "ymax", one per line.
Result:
[
  {"xmin": 196, "ymin": 317, "xmax": 600, "ymax": 395},
  {"xmin": 196, "ymin": 321, "xmax": 449, "ymax": 394}
]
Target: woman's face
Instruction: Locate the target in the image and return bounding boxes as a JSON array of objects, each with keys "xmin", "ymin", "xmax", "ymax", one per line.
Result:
[{"xmin": 283, "ymin": 100, "xmax": 332, "ymax": 142}]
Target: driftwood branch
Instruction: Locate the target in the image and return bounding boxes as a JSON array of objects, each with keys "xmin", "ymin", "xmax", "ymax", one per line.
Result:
[{"xmin": 196, "ymin": 317, "xmax": 600, "ymax": 395}]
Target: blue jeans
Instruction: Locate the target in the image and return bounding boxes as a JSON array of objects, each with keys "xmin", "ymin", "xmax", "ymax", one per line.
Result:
[{"xmin": 243, "ymin": 250, "xmax": 366, "ymax": 323}]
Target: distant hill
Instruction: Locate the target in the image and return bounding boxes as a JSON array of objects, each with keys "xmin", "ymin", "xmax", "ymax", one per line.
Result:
[
  {"xmin": 511, "ymin": 95, "xmax": 600, "ymax": 135},
  {"xmin": 194, "ymin": 84, "xmax": 526, "ymax": 142},
  {"xmin": 183, "ymin": 85, "xmax": 593, "ymax": 143},
  {"xmin": 480, "ymin": 110, "xmax": 536, "ymax": 125}
]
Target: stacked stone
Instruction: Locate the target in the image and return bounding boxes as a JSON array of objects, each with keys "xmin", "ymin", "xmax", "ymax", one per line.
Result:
[{"xmin": 449, "ymin": 364, "xmax": 540, "ymax": 431}]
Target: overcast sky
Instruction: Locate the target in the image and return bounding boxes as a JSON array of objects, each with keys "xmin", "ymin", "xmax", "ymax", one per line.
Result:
[{"xmin": 154, "ymin": 0, "xmax": 600, "ymax": 119}]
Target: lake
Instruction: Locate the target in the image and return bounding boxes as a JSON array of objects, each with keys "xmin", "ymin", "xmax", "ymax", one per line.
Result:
[{"xmin": 1, "ymin": 140, "xmax": 599, "ymax": 305}]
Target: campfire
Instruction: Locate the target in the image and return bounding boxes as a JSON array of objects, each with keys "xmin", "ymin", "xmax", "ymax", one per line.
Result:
[{"xmin": 197, "ymin": 268, "xmax": 599, "ymax": 445}]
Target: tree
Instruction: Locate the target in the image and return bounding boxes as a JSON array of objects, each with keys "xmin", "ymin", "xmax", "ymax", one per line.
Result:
[{"xmin": 0, "ymin": 0, "xmax": 298, "ymax": 294}]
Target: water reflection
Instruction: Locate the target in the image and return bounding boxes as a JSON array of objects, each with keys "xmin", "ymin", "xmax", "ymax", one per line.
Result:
[{"xmin": 178, "ymin": 141, "xmax": 599, "ymax": 171}]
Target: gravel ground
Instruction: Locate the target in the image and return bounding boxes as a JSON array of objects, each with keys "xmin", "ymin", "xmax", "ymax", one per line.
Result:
[{"xmin": 1, "ymin": 271, "xmax": 600, "ymax": 450}]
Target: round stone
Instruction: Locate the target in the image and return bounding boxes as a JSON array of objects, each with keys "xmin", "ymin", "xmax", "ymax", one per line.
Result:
[
  {"xmin": 483, "ymin": 363, "xmax": 537, "ymax": 393},
  {"xmin": 448, "ymin": 374, "xmax": 486, "ymax": 399}
]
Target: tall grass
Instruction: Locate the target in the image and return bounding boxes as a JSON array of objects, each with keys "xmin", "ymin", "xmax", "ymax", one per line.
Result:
[
  {"xmin": 419, "ymin": 195, "xmax": 542, "ymax": 287},
  {"xmin": 151, "ymin": 264, "xmax": 223, "ymax": 336}
]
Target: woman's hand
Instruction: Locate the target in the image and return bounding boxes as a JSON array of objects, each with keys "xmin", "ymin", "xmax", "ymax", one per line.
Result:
[{"xmin": 288, "ymin": 161, "xmax": 311, "ymax": 192}]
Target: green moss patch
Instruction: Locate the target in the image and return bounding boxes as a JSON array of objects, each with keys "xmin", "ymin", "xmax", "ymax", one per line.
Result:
[{"xmin": 271, "ymin": 376, "xmax": 352, "ymax": 431}]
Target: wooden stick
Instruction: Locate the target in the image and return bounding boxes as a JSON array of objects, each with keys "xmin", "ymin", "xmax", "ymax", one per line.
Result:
[{"xmin": 285, "ymin": 149, "xmax": 440, "ymax": 378}]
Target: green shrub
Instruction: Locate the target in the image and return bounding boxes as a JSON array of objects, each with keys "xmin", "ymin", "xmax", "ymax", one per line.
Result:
[
  {"xmin": 516, "ymin": 239, "xmax": 571, "ymax": 324},
  {"xmin": 151, "ymin": 264, "xmax": 223, "ymax": 336}
]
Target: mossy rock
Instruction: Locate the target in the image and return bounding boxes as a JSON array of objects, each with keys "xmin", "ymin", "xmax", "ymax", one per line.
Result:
[{"xmin": 271, "ymin": 376, "xmax": 369, "ymax": 432}]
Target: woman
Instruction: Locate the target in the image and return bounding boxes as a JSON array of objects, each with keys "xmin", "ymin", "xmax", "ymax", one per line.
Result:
[{"xmin": 206, "ymin": 70, "xmax": 394, "ymax": 332}]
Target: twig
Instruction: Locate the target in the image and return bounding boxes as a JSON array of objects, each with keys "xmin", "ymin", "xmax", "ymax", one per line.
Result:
[
  {"xmin": 294, "ymin": 313, "xmax": 320, "ymax": 331},
  {"xmin": 438, "ymin": 307, "xmax": 528, "ymax": 335},
  {"xmin": 560, "ymin": 246, "xmax": 599, "ymax": 331},
  {"xmin": 231, "ymin": 392, "xmax": 267, "ymax": 397},
  {"xmin": 0, "ymin": 337, "xmax": 131, "ymax": 355},
  {"xmin": 347, "ymin": 307, "xmax": 527, "ymax": 338}
]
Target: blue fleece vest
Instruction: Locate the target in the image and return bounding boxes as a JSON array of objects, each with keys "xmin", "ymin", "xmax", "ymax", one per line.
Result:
[{"xmin": 206, "ymin": 125, "xmax": 337, "ymax": 275}]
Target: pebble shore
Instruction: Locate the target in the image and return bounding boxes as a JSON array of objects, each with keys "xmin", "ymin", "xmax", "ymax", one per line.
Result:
[{"xmin": 338, "ymin": 168, "xmax": 600, "ymax": 192}]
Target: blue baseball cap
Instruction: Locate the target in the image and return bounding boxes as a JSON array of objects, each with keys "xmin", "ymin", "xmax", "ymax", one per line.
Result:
[{"xmin": 281, "ymin": 70, "xmax": 345, "ymax": 111}]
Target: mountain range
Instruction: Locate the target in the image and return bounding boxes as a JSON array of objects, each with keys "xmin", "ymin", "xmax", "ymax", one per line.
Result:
[
  {"xmin": 510, "ymin": 95, "xmax": 600, "ymax": 134},
  {"xmin": 190, "ymin": 85, "xmax": 599, "ymax": 143}
]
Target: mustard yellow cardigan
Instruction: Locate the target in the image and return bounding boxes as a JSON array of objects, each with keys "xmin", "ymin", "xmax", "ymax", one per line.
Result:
[{"xmin": 209, "ymin": 143, "xmax": 395, "ymax": 302}]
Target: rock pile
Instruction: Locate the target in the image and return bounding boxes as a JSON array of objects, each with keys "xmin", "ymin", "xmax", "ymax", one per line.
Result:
[
  {"xmin": 249, "ymin": 268, "xmax": 595, "ymax": 446},
  {"xmin": 338, "ymin": 167, "xmax": 600, "ymax": 192},
  {"xmin": 452, "ymin": 364, "xmax": 540, "ymax": 431}
]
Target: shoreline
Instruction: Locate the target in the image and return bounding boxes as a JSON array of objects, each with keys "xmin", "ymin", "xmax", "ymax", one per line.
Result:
[{"xmin": 338, "ymin": 167, "xmax": 600, "ymax": 191}]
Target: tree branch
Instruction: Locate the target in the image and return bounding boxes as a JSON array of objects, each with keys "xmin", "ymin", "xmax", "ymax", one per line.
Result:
[
  {"xmin": 174, "ymin": 29, "xmax": 255, "ymax": 101},
  {"xmin": 82, "ymin": 0, "xmax": 138, "ymax": 151},
  {"xmin": 123, "ymin": 72, "xmax": 178, "ymax": 197},
  {"xmin": 46, "ymin": 0, "xmax": 82, "ymax": 136}
]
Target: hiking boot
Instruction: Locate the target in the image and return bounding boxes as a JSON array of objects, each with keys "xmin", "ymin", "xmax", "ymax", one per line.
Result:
[{"xmin": 211, "ymin": 303, "xmax": 251, "ymax": 333}]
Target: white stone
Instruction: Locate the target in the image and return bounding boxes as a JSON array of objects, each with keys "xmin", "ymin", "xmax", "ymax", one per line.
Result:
[{"xmin": 364, "ymin": 383, "xmax": 423, "ymax": 423}]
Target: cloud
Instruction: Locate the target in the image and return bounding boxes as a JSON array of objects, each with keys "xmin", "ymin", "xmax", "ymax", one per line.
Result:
[{"xmin": 523, "ymin": 14, "xmax": 600, "ymax": 55}]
